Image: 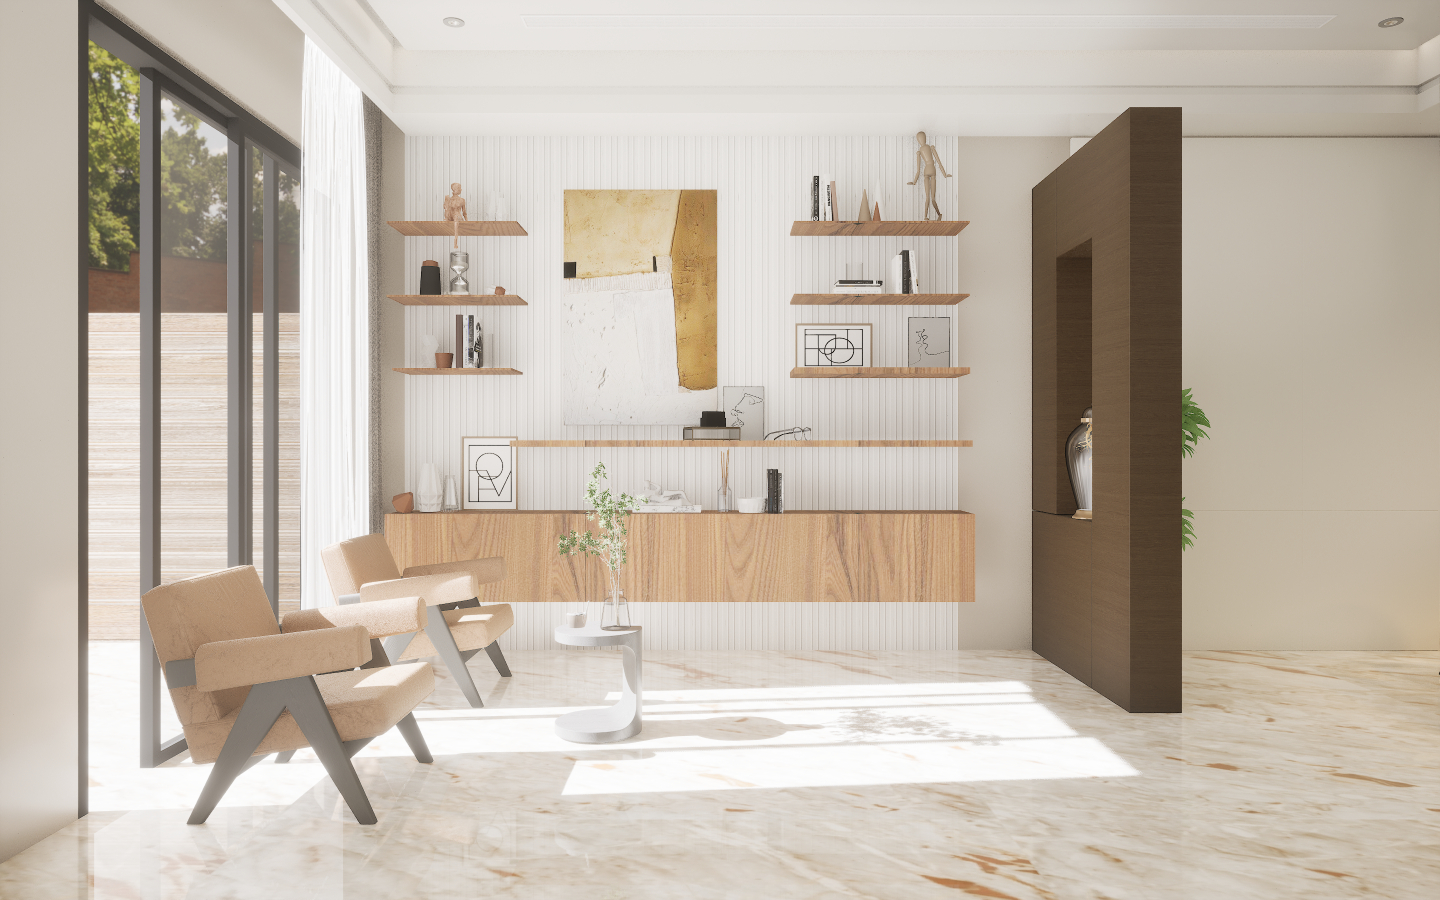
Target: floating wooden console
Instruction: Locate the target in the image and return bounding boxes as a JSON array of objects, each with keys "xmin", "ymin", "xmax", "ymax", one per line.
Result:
[
  {"xmin": 387, "ymin": 221, "xmax": 528, "ymax": 236},
  {"xmin": 388, "ymin": 294, "xmax": 527, "ymax": 306},
  {"xmin": 790, "ymin": 366, "xmax": 970, "ymax": 379},
  {"xmin": 791, "ymin": 293, "xmax": 969, "ymax": 306},
  {"xmin": 392, "ymin": 367, "xmax": 523, "ymax": 376},
  {"xmin": 790, "ymin": 221, "xmax": 969, "ymax": 237},
  {"xmin": 385, "ymin": 510, "xmax": 974, "ymax": 605}
]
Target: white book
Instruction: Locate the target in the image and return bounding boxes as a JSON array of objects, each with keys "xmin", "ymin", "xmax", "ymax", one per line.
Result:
[
  {"xmin": 909, "ymin": 250, "xmax": 920, "ymax": 293},
  {"xmin": 888, "ymin": 254, "xmax": 903, "ymax": 294},
  {"xmin": 833, "ymin": 282, "xmax": 883, "ymax": 293},
  {"xmin": 822, "ymin": 173, "xmax": 834, "ymax": 221}
]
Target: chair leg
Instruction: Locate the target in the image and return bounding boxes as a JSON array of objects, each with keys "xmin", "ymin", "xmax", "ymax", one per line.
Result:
[
  {"xmin": 483, "ymin": 641, "xmax": 512, "ymax": 678},
  {"xmin": 188, "ymin": 682, "xmax": 286, "ymax": 825},
  {"xmin": 425, "ymin": 605, "xmax": 485, "ymax": 708},
  {"xmin": 285, "ymin": 676, "xmax": 377, "ymax": 825},
  {"xmin": 382, "ymin": 632, "xmax": 416, "ymax": 663},
  {"xmin": 274, "ymin": 749, "xmax": 296, "ymax": 764},
  {"xmin": 395, "ymin": 713, "xmax": 433, "ymax": 763}
]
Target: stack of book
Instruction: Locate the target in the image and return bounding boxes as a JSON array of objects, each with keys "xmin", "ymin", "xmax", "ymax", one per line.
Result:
[
  {"xmin": 809, "ymin": 174, "xmax": 838, "ymax": 222},
  {"xmin": 453, "ymin": 314, "xmax": 484, "ymax": 367},
  {"xmin": 887, "ymin": 250, "xmax": 920, "ymax": 294},
  {"xmin": 833, "ymin": 278, "xmax": 883, "ymax": 294},
  {"xmin": 766, "ymin": 468, "xmax": 784, "ymax": 513}
]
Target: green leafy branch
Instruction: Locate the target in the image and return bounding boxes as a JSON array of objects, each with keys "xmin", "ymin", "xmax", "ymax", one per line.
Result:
[
  {"xmin": 1181, "ymin": 388, "xmax": 1212, "ymax": 550},
  {"xmin": 557, "ymin": 463, "xmax": 637, "ymax": 596}
]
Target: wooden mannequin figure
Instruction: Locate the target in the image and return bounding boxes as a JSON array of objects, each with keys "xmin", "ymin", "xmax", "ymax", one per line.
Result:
[
  {"xmin": 906, "ymin": 132, "xmax": 951, "ymax": 221},
  {"xmin": 442, "ymin": 182, "xmax": 467, "ymax": 247}
]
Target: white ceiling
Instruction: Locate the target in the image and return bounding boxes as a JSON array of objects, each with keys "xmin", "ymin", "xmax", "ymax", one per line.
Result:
[{"xmin": 273, "ymin": 0, "xmax": 1440, "ymax": 135}]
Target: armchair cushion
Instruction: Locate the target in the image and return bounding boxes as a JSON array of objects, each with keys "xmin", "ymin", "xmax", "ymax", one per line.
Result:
[
  {"xmin": 360, "ymin": 571, "xmax": 477, "ymax": 607},
  {"xmin": 402, "ymin": 556, "xmax": 506, "ymax": 586},
  {"xmin": 193, "ymin": 625, "xmax": 371, "ymax": 692},
  {"xmin": 281, "ymin": 596, "xmax": 426, "ymax": 639},
  {"xmin": 182, "ymin": 661, "xmax": 435, "ymax": 764},
  {"xmin": 398, "ymin": 604, "xmax": 515, "ymax": 660}
]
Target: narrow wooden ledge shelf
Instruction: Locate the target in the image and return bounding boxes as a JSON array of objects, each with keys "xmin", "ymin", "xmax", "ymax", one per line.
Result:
[
  {"xmin": 790, "ymin": 221, "xmax": 969, "ymax": 237},
  {"xmin": 791, "ymin": 293, "xmax": 969, "ymax": 306},
  {"xmin": 512, "ymin": 440, "xmax": 972, "ymax": 448},
  {"xmin": 388, "ymin": 294, "xmax": 528, "ymax": 306},
  {"xmin": 387, "ymin": 221, "xmax": 529, "ymax": 237},
  {"xmin": 393, "ymin": 367, "xmax": 524, "ymax": 376},
  {"xmin": 790, "ymin": 366, "xmax": 970, "ymax": 379}
]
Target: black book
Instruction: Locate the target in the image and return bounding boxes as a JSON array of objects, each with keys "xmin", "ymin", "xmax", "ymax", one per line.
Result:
[
  {"xmin": 901, "ymin": 250, "xmax": 912, "ymax": 294},
  {"xmin": 767, "ymin": 468, "xmax": 779, "ymax": 513},
  {"xmin": 811, "ymin": 176, "xmax": 820, "ymax": 221}
]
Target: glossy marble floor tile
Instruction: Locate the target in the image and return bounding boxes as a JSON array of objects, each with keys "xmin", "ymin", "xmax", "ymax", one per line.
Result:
[{"xmin": 0, "ymin": 646, "xmax": 1434, "ymax": 899}]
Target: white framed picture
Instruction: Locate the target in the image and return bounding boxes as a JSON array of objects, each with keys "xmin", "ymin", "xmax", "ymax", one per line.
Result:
[
  {"xmin": 796, "ymin": 323, "xmax": 871, "ymax": 368},
  {"xmin": 461, "ymin": 436, "xmax": 518, "ymax": 509}
]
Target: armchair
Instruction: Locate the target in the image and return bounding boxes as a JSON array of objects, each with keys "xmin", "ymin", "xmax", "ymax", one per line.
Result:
[
  {"xmin": 321, "ymin": 533, "xmax": 513, "ymax": 708},
  {"xmin": 141, "ymin": 566, "xmax": 436, "ymax": 825}
]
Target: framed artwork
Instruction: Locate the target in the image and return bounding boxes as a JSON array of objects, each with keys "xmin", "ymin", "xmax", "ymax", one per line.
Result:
[
  {"xmin": 562, "ymin": 189, "xmax": 719, "ymax": 424},
  {"xmin": 796, "ymin": 323, "xmax": 871, "ymax": 368},
  {"xmin": 907, "ymin": 317, "xmax": 950, "ymax": 366},
  {"xmin": 461, "ymin": 436, "xmax": 518, "ymax": 510},
  {"xmin": 722, "ymin": 386, "xmax": 765, "ymax": 441}
]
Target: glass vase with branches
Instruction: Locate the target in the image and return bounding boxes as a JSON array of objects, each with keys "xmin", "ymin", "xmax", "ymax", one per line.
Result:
[{"xmin": 557, "ymin": 463, "xmax": 638, "ymax": 628}]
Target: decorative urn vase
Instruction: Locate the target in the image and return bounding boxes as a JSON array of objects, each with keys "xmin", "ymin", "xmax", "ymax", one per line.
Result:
[{"xmin": 1065, "ymin": 407, "xmax": 1093, "ymax": 520}]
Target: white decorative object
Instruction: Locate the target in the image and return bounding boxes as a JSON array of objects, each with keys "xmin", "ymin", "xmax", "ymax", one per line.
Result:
[
  {"xmin": 441, "ymin": 476, "xmax": 459, "ymax": 511},
  {"xmin": 738, "ymin": 497, "xmax": 767, "ymax": 513},
  {"xmin": 461, "ymin": 436, "xmax": 518, "ymax": 509},
  {"xmin": 416, "ymin": 463, "xmax": 442, "ymax": 513},
  {"xmin": 722, "ymin": 386, "xmax": 765, "ymax": 441},
  {"xmin": 299, "ymin": 38, "xmax": 369, "ymax": 609},
  {"xmin": 797, "ymin": 323, "xmax": 871, "ymax": 368}
]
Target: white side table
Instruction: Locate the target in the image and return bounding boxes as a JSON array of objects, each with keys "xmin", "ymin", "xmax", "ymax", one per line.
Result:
[{"xmin": 552, "ymin": 622, "xmax": 642, "ymax": 743}]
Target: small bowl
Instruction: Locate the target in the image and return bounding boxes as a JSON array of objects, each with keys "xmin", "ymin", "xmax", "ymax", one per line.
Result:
[{"xmin": 738, "ymin": 497, "xmax": 767, "ymax": 514}]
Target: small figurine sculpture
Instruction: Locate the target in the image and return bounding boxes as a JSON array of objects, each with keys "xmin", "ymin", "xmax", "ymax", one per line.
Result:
[
  {"xmin": 442, "ymin": 182, "xmax": 467, "ymax": 247},
  {"xmin": 906, "ymin": 131, "xmax": 951, "ymax": 221}
]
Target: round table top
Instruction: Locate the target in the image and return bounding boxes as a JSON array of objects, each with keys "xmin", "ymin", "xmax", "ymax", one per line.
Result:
[{"xmin": 554, "ymin": 622, "xmax": 642, "ymax": 648}]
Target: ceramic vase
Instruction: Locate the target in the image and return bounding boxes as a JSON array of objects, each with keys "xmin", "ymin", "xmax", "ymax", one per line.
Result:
[{"xmin": 1065, "ymin": 407, "xmax": 1093, "ymax": 519}]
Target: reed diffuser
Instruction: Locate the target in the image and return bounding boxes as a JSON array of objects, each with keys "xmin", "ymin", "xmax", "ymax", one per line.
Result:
[{"xmin": 717, "ymin": 449, "xmax": 733, "ymax": 512}]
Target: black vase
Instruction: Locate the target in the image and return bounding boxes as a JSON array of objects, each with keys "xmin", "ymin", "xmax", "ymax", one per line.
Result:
[{"xmin": 419, "ymin": 259, "xmax": 442, "ymax": 295}]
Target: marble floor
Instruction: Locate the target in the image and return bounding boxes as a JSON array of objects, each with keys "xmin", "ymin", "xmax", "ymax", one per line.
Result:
[{"xmin": 0, "ymin": 645, "xmax": 1435, "ymax": 899}]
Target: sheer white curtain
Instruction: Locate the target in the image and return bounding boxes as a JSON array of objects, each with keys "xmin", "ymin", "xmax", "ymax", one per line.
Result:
[{"xmin": 299, "ymin": 39, "xmax": 369, "ymax": 608}]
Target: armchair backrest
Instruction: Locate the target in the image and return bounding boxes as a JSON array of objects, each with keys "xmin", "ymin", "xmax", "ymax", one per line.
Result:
[
  {"xmin": 321, "ymin": 533, "xmax": 403, "ymax": 598},
  {"xmin": 140, "ymin": 565, "xmax": 280, "ymax": 726}
]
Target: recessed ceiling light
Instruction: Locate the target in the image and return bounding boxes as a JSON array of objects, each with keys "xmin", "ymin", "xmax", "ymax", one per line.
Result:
[
  {"xmin": 443, "ymin": 17, "xmax": 465, "ymax": 28},
  {"xmin": 1378, "ymin": 17, "xmax": 1404, "ymax": 28}
]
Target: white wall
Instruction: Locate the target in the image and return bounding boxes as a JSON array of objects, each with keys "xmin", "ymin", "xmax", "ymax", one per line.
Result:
[
  {"xmin": 0, "ymin": 2, "xmax": 80, "ymax": 863},
  {"xmin": 102, "ymin": 0, "xmax": 304, "ymax": 144},
  {"xmin": 1182, "ymin": 137, "xmax": 1440, "ymax": 650},
  {"xmin": 390, "ymin": 135, "xmax": 1065, "ymax": 650}
]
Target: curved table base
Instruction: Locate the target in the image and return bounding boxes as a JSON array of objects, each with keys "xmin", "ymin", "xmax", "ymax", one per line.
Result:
[{"xmin": 553, "ymin": 625, "xmax": 642, "ymax": 744}]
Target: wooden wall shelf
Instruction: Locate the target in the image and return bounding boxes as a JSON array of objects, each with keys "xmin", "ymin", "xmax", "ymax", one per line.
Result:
[
  {"xmin": 512, "ymin": 440, "xmax": 971, "ymax": 448},
  {"xmin": 386, "ymin": 510, "xmax": 974, "ymax": 604},
  {"xmin": 791, "ymin": 293, "xmax": 969, "ymax": 306},
  {"xmin": 790, "ymin": 221, "xmax": 969, "ymax": 237},
  {"xmin": 393, "ymin": 367, "xmax": 523, "ymax": 376},
  {"xmin": 388, "ymin": 294, "xmax": 528, "ymax": 306},
  {"xmin": 387, "ymin": 221, "xmax": 529, "ymax": 237},
  {"xmin": 790, "ymin": 366, "xmax": 970, "ymax": 379}
]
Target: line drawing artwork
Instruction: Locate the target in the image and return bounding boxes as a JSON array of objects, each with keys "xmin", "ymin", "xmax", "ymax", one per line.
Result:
[
  {"xmin": 722, "ymin": 386, "xmax": 765, "ymax": 440},
  {"xmin": 798, "ymin": 324, "xmax": 871, "ymax": 368},
  {"xmin": 461, "ymin": 437, "xmax": 518, "ymax": 509},
  {"xmin": 907, "ymin": 317, "xmax": 950, "ymax": 366}
]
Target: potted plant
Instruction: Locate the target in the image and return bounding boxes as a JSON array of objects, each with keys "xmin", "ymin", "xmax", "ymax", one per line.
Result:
[
  {"xmin": 558, "ymin": 462, "xmax": 638, "ymax": 628},
  {"xmin": 1182, "ymin": 388, "xmax": 1212, "ymax": 550}
]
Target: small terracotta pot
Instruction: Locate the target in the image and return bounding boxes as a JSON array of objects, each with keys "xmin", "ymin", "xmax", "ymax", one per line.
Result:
[
  {"xmin": 435, "ymin": 352, "xmax": 454, "ymax": 368},
  {"xmin": 392, "ymin": 492, "xmax": 415, "ymax": 513},
  {"xmin": 494, "ymin": 286, "xmax": 506, "ymax": 295}
]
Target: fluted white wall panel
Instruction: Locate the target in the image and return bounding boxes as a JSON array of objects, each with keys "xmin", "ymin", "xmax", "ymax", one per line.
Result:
[{"xmin": 394, "ymin": 135, "xmax": 1063, "ymax": 650}]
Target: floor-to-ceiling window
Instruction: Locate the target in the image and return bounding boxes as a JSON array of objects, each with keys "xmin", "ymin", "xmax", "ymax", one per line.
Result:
[{"xmin": 84, "ymin": 4, "xmax": 301, "ymax": 771}]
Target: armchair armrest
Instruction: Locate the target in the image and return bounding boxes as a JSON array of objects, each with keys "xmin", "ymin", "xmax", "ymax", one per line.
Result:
[
  {"xmin": 360, "ymin": 571, "xmax": 477, "ymax": 606},
  {"xmin": 193, "ymin": 625, "xmax": 370, "ymax": 692},
  {"xmin": 281, "ymin": 596, "xmax": 426, "ymax": 639},
  {"xmin": 402, "ymin": 556, "xmax": 506, "ymax": 585}
]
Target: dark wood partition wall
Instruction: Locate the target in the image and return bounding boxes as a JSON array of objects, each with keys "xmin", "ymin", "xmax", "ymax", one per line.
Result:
[{"xmin": 1032, "ymin": 108, "xmax": 1182, "ymax": 713}]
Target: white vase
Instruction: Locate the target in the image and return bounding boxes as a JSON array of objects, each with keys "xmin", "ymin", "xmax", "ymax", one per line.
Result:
[
  {"xmin": 416, "ymin": 464, "xmax": 443, "ymax": 512},
  {"xmin": 442, "ymin": 476, "xmax": 459, "ymax": 511}
]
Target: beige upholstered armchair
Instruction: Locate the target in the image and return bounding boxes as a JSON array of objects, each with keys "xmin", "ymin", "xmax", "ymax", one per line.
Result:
[
  {"xmin": 321, "ymin": 533, "xmax": 513, "ymax": 708},
  {"xmin": 141, "ymin": 565, "xmax": 436, "ymax": 825}
]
